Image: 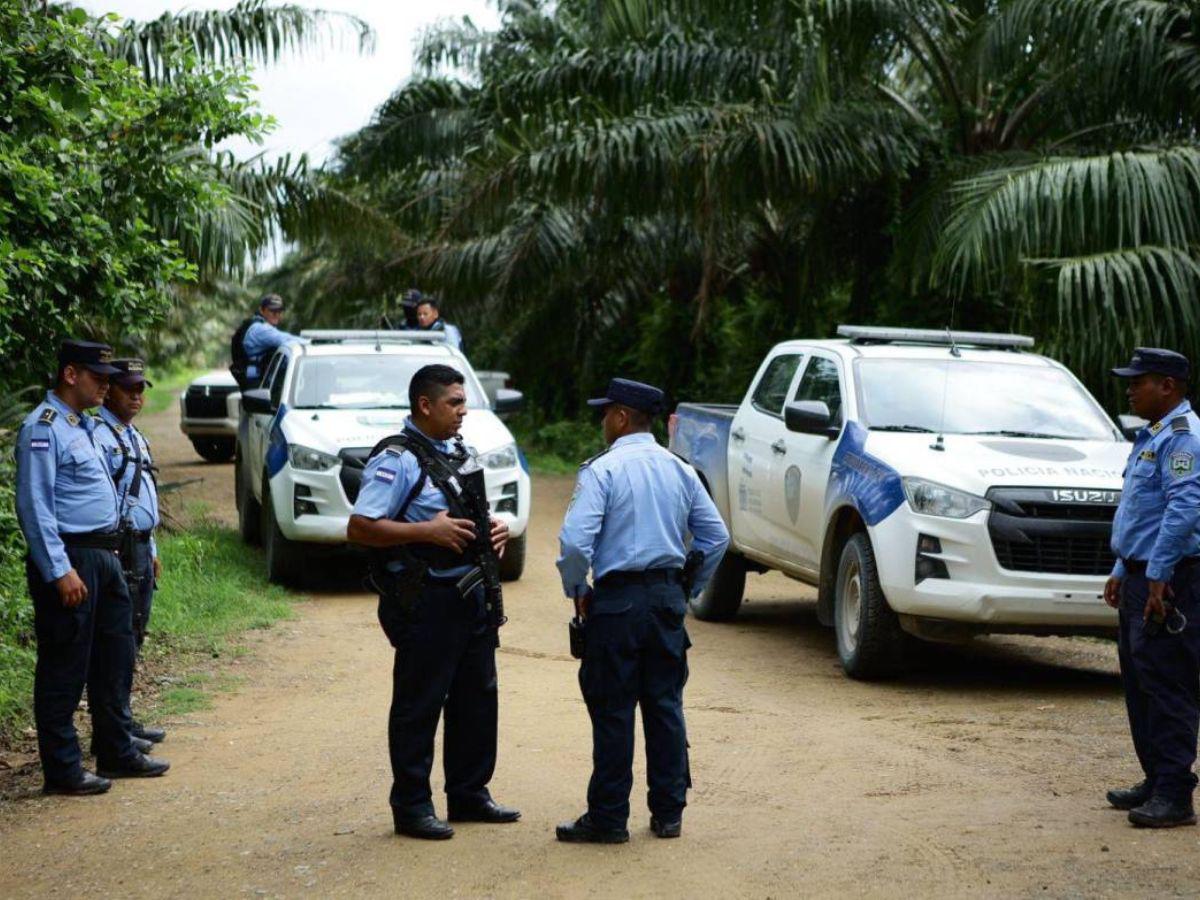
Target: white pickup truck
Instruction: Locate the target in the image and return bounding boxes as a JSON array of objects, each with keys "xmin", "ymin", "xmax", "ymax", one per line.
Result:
[{"xmin": 669, "ymin": 326, "xmax": 1131, "ymax": 678}]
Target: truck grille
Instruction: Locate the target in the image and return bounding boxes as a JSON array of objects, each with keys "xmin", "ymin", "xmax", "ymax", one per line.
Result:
[
  {"xmin": 338, "ymin": 447, "xmax": 372, "ymax": 503},
  {"xmin": 987, "ymin": 488, "xmax": 1119, "ymax": 576},
  {"xmin": 184, "ymin": 384, "xmax": 237, "ymax": 419}
]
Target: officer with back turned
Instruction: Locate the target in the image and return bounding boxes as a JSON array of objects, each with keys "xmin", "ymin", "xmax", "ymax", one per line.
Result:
[
  {"xmin": 15, "ymin": 341, "xmax": 169, "ymax": 795},
  {"xmin": 94, "ymin": 358, "xmax": 167, "ymax": 746},
  {"xmin": 555, "ymin": 378, "xmax": 729, "ymax": 843},
  {"xmin": 1105, "ymin": 348, "xmax": 1200, "ymax": 828},
  {"xmin": 347, "ymin": 364, "xmax": 518, "ymax": 840}
]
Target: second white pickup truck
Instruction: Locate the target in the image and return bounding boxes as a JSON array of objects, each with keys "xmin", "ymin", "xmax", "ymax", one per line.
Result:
[{"xmin": 669, "ymin": 326, "xmax": 1130, "ymax": 678}]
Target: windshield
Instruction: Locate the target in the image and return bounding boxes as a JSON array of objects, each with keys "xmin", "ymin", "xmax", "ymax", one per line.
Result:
[
  {"xmin": 290, "ymin": 355, "xmax": 486, "ymax": 410},
  {"xmin": 856, "ymin": 359, "xmax": 1117, "ymax": 440}
]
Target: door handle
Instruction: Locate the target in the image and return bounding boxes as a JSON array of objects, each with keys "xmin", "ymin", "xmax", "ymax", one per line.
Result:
[
  {"xmin": 731, "ymin": 427, "xmax": 746, "ymax": 442},
  {"xmin": 771, "ymin": 440, "xmax": 787, "ymax": 455}
]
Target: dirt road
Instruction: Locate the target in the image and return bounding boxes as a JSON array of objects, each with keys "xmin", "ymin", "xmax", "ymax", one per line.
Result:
[{"xmin": 3, "ymin": 396, "xmax": 1199, "ymax": 898}]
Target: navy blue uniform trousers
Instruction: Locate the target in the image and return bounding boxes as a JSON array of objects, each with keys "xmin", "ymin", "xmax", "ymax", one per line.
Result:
[
  {"xmin": 379, "ymin": 580, "xmax": 498, "ymax": 818},
  {"xmin": 581, "ymin": 579, "xmax": 691, "ymax": 830},
  {"xmin": 27, "ymin": 547, "xmax": 137, "ymax": 784},
  {"xmin": 1119, "ymin": 564, "xmax": 1200, "ymax": 801}
]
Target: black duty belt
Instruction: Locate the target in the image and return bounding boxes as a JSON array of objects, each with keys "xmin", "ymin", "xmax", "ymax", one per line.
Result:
[
  {"xmin": 597, "ymin": 567, "xmax": 683, "ymax": 588},
  {"xmin": 131, "ymin": 530, "xmax": 153, "ymax": 543},
  {"xmin": 1123, "ymin": 557, "xmax": 1200, "ymax": 575},
  {"xmin": 60, "ymin": 531, "xmax": 122, "ymax": 550}
]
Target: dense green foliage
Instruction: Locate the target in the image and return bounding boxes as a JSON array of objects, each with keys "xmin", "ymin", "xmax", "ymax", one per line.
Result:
[{"xmin": 265, "ymin": 0, "xmax": 1200, "ymax": 414}]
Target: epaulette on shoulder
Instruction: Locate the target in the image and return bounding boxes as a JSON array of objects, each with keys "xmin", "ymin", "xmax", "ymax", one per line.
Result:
[
  {"xmin": 384, "ymin": 445, "xmax": 404, "ymax": 456},
  {"xmin": 580, "ymin": 446, "xmax": 612, "ymax": 469},
  {"xmin": 1172, "ymin": 416, "xmax": 1191, "ymax": 434},
  {"xmin": 37, "ymin": 407, "xmax": 57, "ymax": 425}
]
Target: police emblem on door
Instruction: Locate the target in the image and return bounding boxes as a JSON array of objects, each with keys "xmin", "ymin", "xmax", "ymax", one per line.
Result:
[{"xmin": 785, "ymin": 466, "xmax": 802, "ymax": 524}]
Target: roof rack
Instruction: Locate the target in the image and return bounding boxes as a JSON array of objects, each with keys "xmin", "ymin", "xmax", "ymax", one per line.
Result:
[
  {"xmin": 300, "ymin": 329, "xmax": 448, "ymax": 345},
  {"xmin": 836, "ymin": 325, "xmax": 1035, "ymax": 350}
]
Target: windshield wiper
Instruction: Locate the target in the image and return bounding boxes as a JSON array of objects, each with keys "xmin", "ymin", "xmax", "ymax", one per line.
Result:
[
  {"xmin": 964, "ymin": 429, "xmax": 1078, "ymax": 440},
  {"xmin": 870, "ymin": 424, "xmax": 936, "ymax": 433}
]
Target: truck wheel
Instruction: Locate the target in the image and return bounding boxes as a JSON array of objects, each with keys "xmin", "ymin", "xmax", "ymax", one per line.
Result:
[
  {"xmin": 191, "ymin": 437, "xmax": 235, "ymax": 463},
  {"xmin": 689, "ymin": 551, "xmax": 745, "ymax": 621},
  {"xmin": 236, "ymin": 451, "xmax": 261, "ymax": 546},
  {"xmin": 261, "ymin": 477, "xmax": 304, "ymax": 586},
  {"xmin": 498, "ymin": 532, "xmax": 526, "ymax": 582},
  {"xmin": 835, "ymin": 533, "xmax": 907, "ymax": 679}
]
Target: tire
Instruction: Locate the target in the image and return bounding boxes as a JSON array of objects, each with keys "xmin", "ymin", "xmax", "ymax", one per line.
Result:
[
  {"xmin": 235, "ymin": 450, "xmax": 261, "ymax": 546},
  {"xmin": 191, "ymin": 437, "xmax": 235, "ymax": 463},
  {"xmin": 498, "ymin": 532, "xmax": 526, "ymax": 582},
  {"xmin": 688, "ymin": 550, "xmax": 746, "ymax": 621},
  {"xmin": 834, "ymin": 532, "xmax": 908, "ymax": 679},
  {"xmin": 261, "ymin": 476, "xmax": 304, "ymax": 586}
]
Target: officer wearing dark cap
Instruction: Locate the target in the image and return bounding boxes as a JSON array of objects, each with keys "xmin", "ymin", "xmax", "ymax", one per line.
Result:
[
  {"xmin": 1105, "ymin": 347, "xmax": 1200, "ymax": 827},
  {"xmin": 94, "ymin": 359, "xmax": 166, "ymax": 746},
  {"xmin": 555, "ymin": 378, "xmax": 729, "ymax": 843},
  {"xmin": 231, "ymin": 294, "xmax": 304, "ymax": 389},
  {"xmin": 15, "ymin": 341, "xmax": 169, "ymax": 795}
]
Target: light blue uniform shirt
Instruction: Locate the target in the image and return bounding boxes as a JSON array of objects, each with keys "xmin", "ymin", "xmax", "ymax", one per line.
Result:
[
  {"xmin": 557, "ymin": 432, "xmax": 730, "ymax": 599},
  {"xmin": 243, "ymin": 318, "xmax": 304, "ymax": 381},
  {"xmin": 15, "ymin": 392, "xmax": 121, "ymax": 582},
  {"xmin": 352, "ymin": 418, "xmax": 473, "ymax": 578},
  {"xmin": 426, "ymin": 319, "xmax": 463, "ymax": 351},
  {"xmin": 94, "ymin": 406, "xmax": 160, "ymax": 558},
  {"xmin": 1111, "ymin": 399, "xmax": 1200, "ymax": 582}
]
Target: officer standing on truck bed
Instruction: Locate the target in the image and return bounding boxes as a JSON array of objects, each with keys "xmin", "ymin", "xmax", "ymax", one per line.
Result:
[
  {"xmin": 230, "ymin": 293, "xmax": 304, "ymax": 389},
  {"xmin": 15, "ymin": 340, "xmax": 169, "ymax": 795},
  {"xmin": 1106, "ymin": 348, "xmax": 1200, "ymax": 828},
  {"xmin": 555, "ymin": 377, "xmax": 729, "ymax": 843},
  {"xmin": 347, "ymin": 364, "xmax": 517, "ymax": 840}
]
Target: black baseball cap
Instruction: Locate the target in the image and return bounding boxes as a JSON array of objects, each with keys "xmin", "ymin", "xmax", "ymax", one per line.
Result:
[
  {"xmin": 58, "ymin": 339, "xmax": 121, "ymax": 375},
  {"xmin": 111, "ymin": 358, "xmax": 153, "ymax": 388},
  {"xmin": 259, "ymin": 293, "xmax": 285, "ymax": 312},
  {"xmin": 587, "ymin": 378, "xmax": 666, "ymax": 415},
  {"xmin": 1112, "ymin": 348, "xmax": 1191, "ymax": 380}
]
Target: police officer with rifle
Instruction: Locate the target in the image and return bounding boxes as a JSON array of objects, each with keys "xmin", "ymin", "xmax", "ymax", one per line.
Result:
[{"xmin": 347, "ymin": 364, "xmax": 519, "ymax": 840}]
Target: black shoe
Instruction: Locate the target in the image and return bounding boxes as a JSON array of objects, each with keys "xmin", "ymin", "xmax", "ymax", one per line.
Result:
[
  {"xmin": 132, "ymin": 722, "xmax": 166, "ymax": 744},
  {"xmin": 394, "ymin": 814, "xmax": 454, "ymax": 840},
  {"xmin": 42, "ymin": 771, "xmax": 112, "ymax": 796},
  {"xmin": 650, "ymin": 816, "xmax": 682, "ymax": 838},
  {"xmin": 1107, "ymin": 780, "xmax": 1152, "ymax": 810},
  {"xmin": 1129, "ymin": 795, "xmax": 1198, "ymax": 828},
  {"xmin": 90, "ymin": 736, "xmax": 154, "ymax": 757},
  {"xmin": 556, "ymin": 814, "xmax": 629, "ymax": 844},
  {"xmin": 97, "ymin": 754, "xmax": 170, "ymax": 779},
  {"xmin": 448, "ymin": 799, "xmax": 521, "ymax": 823}
]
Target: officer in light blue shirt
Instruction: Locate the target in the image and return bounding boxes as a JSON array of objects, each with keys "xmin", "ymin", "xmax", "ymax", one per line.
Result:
[
  {"xmin": 414, "ymin": 295, "xmax": 465, "ymax": 352},
  {"xmin": 94, "ymin": 358, "xmax": 167, "ymax": 746},
  {"xmin": 1105, "ymin": 348, "xmax": 1200, "ymax": 828},
  {"xmin": 15, "ymin": 340, "xmax": 168, "ymax": 795},
  {"xmin": 555, "ymin": 378, "xmax": 729, "ymax": 844},
  {"xmin": 241, "ymin": 294, "xmax": 305, "ymax": 384}
]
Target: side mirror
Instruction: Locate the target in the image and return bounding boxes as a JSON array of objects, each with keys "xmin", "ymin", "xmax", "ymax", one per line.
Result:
[
  {"xmin": 494, "ymin": 388, "xmax": 524, "ymax": 415},
  {"xmin": 785, "ymin": 400, "xmax": 839, "ymax": 439},
  {"xmin": 1118, "ymin": 414, "xmax": 1146, "ymax": 442},
  {"xmin": 242, "ymin": 388, "xmax": 274, "ymax": 415}
]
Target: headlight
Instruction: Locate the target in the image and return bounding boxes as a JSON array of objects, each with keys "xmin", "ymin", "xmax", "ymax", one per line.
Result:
[
  {"xmin": 288, "ymin": 444, "xmax": 339, "ymax": 471},
  {"xmin": 902, "ymin": 477, "xmax": 990, "ymax": 519},
  {"xmin": 479, "ymin": 443, "xmax": 518, "ymax": 470}
]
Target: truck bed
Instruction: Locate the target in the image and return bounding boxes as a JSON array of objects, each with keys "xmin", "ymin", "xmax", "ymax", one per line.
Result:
[{"xmin": 670, "ymin": 403, "xmax": 737, "ymax": 524}]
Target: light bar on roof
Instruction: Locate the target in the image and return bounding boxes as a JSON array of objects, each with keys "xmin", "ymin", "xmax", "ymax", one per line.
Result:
[
  {"xmin": 299, "ymin": 329, "xmax": 449, "ymax": 344},
  {"xmin": 836, "ymin": 325, "xmax": 1035, "ymax": 350}
]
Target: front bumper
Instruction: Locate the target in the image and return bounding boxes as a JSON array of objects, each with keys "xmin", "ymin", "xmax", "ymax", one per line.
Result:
[
  {"xmin": 178, "ymin": 391, "xmax": 240, "ymax": 438},
  {"xmin": 871, "ymin": 505, "xmax": 1117, "ymax": 630},
  {"xmin": 270, "ymin": 461, "xmax": 532, "ymax": 545}
]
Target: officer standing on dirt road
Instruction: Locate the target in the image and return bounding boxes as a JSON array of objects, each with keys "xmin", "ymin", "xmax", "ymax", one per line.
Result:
[
  {"xmin": 556, "ymin": 377, "xmax": 729, "ymax": 844},
  {"xmin": 347, "ymin": 364, "xmax": 518, "ymax": 840},
  {"xmin": 15, "ymin": 340, "xmax": 169, "ymax": 796},
  {"xmin": 1106, "ymin": 348, "xmax": 1200, "ymax": 828},
  {"xmin": 94, "ymin": 358, "xmax": 167, "ymax": 747}
]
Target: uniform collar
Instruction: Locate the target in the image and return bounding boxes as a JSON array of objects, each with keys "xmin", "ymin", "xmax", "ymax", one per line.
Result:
[
  {"xmin": 404, "ymin": 416, "xmax": 452, "ymax": 452},
  {"xmin": 612, "ymin": 432, "xmax": 657, "ymax": 450},
  {"xmin": 98, "ymin": 404, "xmax": 132, "ymax": 433},
  {"xmin": 44, "ymin": 391, "xmax": 90, "ymax": 431},
  {"xmin": 1145, "ymin": 400, "xmax": 1193, "ymax": 437}
]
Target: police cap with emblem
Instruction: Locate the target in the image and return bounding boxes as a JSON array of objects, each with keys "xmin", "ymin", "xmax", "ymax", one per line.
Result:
[
  {"xmin": 57, "ymin": 339, "xmax": 121, "ymax": 375},
  {"xmin": 587, "ymin": 378, "xmax": 666, "ymax": 415},
  {"xmin": 259, "ymin": 293, "xmax": 285, "ymax": 312},
  {"xmin": 111, "ymin": 358, "xmax": 153, "ymax": 388},
  {"xmin": 1112, "ymin": 347, "xmax": 1191, "ymax": 380}
]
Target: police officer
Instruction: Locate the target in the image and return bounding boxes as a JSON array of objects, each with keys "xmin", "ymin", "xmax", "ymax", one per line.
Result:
[
  {"xmin": 347, "ymin": 364, "xmax": 518, "ymax": 840},
  {"xmin": 555, "ymin": 378, "xmax": 730, "ymax": 843},
  {"xmin": 414, "ymin": 295, "xmax": 464, "ymax": 352},
  {"xmin": 1106, "ymin": 348, "xmax": 1200, "ymax": 828},
  {"xmin": 231, "ymin": 293, "xmax": 304, "ymax": 388},
  {"xmin": 15, "ymin": 341, "xmax": 169, "ymax": 796},
  {"xmin": 94, "ymin": 358, "xmax": 167, "ymax": 746}
]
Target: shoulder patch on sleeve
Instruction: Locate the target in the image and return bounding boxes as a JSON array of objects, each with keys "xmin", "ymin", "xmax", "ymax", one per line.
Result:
[
  {"xmin": 30, "ymin": 437, "xmax": 50, "ymax": 452},
  {"xmin": 374, "ymin": 467, "xmax": 398, "ymax": 484},
  {"xmin": 1170, "ymin": 451, "xmax": 1195, "ymax": 477},
  {"xmin": 38, "ymin": 407, "xmax": 57, "ymax": 425},
  {"xmin": 1173, "ymin": 416, "xmax": 1191, "ymax": 434}
]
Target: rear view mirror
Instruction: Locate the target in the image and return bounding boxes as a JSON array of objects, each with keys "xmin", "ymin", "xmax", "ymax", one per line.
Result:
[
  {"xmin": 1118, "ymin": 414, "xmax": 1146, "ymax": 442},
  {"xmin": 785, "ymin": 401, "xmax": 839, "ymax": 439},
  {"xmin": 242, "ymin": 388, "xmax": 274, "ymax": 415},
  {"xmin": 494, "ymin": 388, "xmax": 524, "ymax": 415}
]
